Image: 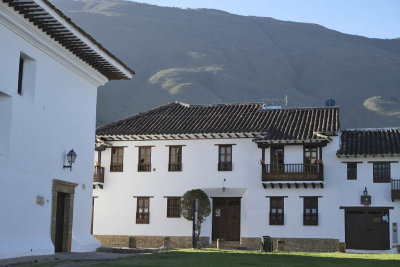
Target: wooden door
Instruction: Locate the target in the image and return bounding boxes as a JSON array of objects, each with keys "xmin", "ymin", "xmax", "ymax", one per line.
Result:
[
  {"xmin": 212, "ymin": 198, "xmax": 241, "ymax": 241},
  {"xmin": 345, "ymin": 209, "xmax": 367, "ymax": 249},
  {"xmin": 345, "ymin": 208, "xmax": 390, "ymax": 250},
  {"xmin": 55, "ymin": 192, "xmax": 66, "ymax": 252},
  {"xmin": 366, "ymin": 209, "xmax": 390, "ymax": 250},
  {"xmin": 271, "ymin": 146, "xmax": 284, "ymax": 172}
]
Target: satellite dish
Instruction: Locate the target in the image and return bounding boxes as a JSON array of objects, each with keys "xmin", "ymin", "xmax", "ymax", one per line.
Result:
[{"xmin": 325, "ymin": 99, "xmax": 336, "ymax": 107}]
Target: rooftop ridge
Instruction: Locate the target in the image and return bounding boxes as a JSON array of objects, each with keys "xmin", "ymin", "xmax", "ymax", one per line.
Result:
[
  {"xmin": 341, "ymin": 127, "xmax": 400, "ymax": 131},
  {"xmin": 171, "ymin": 101, "xmax": 339, "ymax": 110}
]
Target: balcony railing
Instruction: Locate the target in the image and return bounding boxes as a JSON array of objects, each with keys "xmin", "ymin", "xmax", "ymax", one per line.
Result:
[
  {"xmin": 138, "ymin": 163, "xmax": 151, "ymax": 172},
  {"xmin": 168, "ymin": 163, "xmax": 182, "ymax": 172},
  {"xmin": 218, "ymin": 162, "xmax": 232, "ymax": 171},
  {"xmin": 391, "ymin": 179, "xmax": 400, "ymax": 201},
  {"xmin": 262, "ymin": 163, "xmax": 323, "ymax": 181},
  {"xmin": 110, "ymin": 164, "xmax": 123, "ymax": 172},
  {"xmin": 93, "ymin": 166, "xmax": 104, "ymax": 183}
]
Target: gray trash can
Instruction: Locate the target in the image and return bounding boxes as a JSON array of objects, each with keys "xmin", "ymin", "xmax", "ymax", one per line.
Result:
[{"xmin": 261, "ymin": 236, "xmax": 273, "ymax": 252}]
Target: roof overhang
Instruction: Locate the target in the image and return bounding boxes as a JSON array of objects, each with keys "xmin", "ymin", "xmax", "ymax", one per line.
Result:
[
  {"xmin": 96, "ymin": 132, "xmax": 264, "ymax": 141},
  {"xmin": 2, "ymin": 0, "xmax": 134, "ymax": 80},
  {"xmin": 336, "ymin": 153, "xmax": 400, "ymax": 158},
  {"xmin": 203, "ymin": 188, "xmax": 247, "ymax": 198},
  {"xmin": 253, "ymin": 131, "xmax": 334, "ymax": 146}
]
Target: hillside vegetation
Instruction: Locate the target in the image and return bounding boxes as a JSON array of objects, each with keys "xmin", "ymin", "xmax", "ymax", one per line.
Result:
[{"xmin": 52, "ymin": 0, "xmax": 400, "ymax": 128}]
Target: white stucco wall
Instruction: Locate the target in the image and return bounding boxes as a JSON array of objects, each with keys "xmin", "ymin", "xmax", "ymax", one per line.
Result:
[
  {"xmin": 93, "ymin": 136, "xmax": 400, "ymax": 250},
  {"xmin": 0, "ymin": 8, "xmax": 103, "ymax": 258}
]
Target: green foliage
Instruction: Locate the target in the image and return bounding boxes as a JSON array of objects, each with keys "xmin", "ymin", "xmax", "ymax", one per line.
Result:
[
  {"xmin": 180, "ymin": 189, "xmax": 211, "ymax": 245},
  {"xmin": 180, "ymin": 189, "xmax": 211, "ymax": 224},
  {"xmin": 54, "ymin": 0, "xmax": 400, "ymax": 128}
]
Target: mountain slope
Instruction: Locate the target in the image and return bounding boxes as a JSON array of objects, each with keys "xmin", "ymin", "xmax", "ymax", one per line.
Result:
[{"xmin": 51, "ymin": 0, "xmax": 400, "ymax": 128}]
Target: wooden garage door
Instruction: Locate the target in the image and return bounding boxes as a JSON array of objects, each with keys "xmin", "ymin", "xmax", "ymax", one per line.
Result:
[
  {"xmin": 212, "ymin": 198, "xmax": 241, "ymax": 241},
  {"xmin": 345, "ymin": 207, "xmax": 390, "ymax": 250}
]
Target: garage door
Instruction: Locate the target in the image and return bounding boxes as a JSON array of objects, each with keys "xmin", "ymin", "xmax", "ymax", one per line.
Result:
[{"xmin": 345, "ymin": 207, "xmax": 390, "ymax": 250}]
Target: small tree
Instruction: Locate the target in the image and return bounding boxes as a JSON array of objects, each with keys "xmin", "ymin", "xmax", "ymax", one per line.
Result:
[{"xmin": 181, "ymin": 189, "xmax": 211, "ymax": 246}]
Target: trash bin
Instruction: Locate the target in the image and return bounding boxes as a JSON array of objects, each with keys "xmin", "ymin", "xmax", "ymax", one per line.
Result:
[{"xmin": 261, "ymin": 236, "xmax": 273, "ymax": 252}]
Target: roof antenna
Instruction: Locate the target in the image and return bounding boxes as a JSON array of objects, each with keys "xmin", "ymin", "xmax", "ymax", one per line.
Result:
[{"xmin": 261, "ymin": 95, "xmax": 288, "ymax": 109}]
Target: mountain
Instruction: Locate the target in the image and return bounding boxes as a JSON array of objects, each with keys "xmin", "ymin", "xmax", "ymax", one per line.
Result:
[{"xmin": 51, "ymin": 0, "xmax": 400, "ymax": 128}]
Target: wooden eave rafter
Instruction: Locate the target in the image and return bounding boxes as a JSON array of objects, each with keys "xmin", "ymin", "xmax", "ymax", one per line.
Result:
[
  {"xmin": 336, "ymin": 153, "xmax": 400, "ymax": 158},
  {"xmin": 97, "ymin": 132, "xmax": 263, "ymax": 141},
  {"xmin": 2, "ymin": 0, "xmax": 134, "ymax": 80},
  {"xmin": 262, "ymin": 181, "xmax": 324, "ymax": 189}
]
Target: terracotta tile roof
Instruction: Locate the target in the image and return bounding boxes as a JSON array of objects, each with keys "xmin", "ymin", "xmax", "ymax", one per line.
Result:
[
  {"xmin": 96, "ymin": 102, "xmax": 339, "ymax": 141},
  {"xmin": 337, "ymin": 128, "xmax": 400, "ymax": 156},
  {"xmin": 2, "ymin": 0, "xmax": 134, "ymax": 80}
]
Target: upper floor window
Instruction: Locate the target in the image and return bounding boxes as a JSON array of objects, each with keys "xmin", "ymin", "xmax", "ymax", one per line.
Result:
[
  {"xmin": 110, "ymin": 147, "xmax": 123, "ymax": 172},
  {"xmin": 373, "ymin": 162, "xmax": 391, "ymax": 183},
  {"xmin": 138, "ymin": 147, "xmax": 151, "ymax": 172},
  {"xmin": 17, "ymin": 56, "xmax": 24, "ymax": 95},
  {"xmin": 347, "ymin": 163, "xmax": 357, "ymax": 180},
  {"xmin": 269, "ymin": 197, "xmax": 284, "ymax": 225},
  {"xmin": 270, "ymin": 146, "xmax": 284, "ymax": 172},
  {"xmin": 169, "ymin": 146, "xmax": 182, "ymax": 171},
  {"xmin": 17, "ymin": 53, "xmax": 36, "ymax": 100},
  {"xmin": 167, "ymin": 197, "xmax": 181, "ymax": 218},
  {"xmin": 136, "ymin": 197, "xmax": 150, "ymax": 224},
  {"xmin": 303, "ymin": 197, "xmax": 318, "ymax": 226},
  {"xmin": 218, "ymin": 145, "xmax": 232, "ymax": 171},
  {"xmin": 304, "ymin": 146, "xmax": 318, "ymax": 164}
]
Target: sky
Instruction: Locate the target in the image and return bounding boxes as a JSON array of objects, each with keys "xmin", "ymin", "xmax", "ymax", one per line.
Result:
[{"xmin": 132, "ymin": 0, "xmax": 400, "ymax": 39}]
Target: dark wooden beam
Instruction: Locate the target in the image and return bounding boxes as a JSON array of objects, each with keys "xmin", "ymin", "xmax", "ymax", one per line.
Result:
[{"xmin": 262, "ymin": 184, "xmax": 267, "ymax": 189}]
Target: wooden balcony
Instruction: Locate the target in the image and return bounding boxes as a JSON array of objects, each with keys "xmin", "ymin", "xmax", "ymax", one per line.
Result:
[
  {"xmin": 138, "ymin": 163, "xmax": 151, "ymax": 172},
  {"xmin": 168, "ymin": 163, "xmax": 182, "ymax": 172},
  {"xmin": 218, "ymin": 162, "xmax": 232, "ymax": 171},
  {"xmin": 391, "ymin": 179, "xmax": 400, "ymax": 201},
  {"xmin": 262, "ymin": 163, "xmax": 323, "ymax": 181},
  {"xmin": 93, "ymin": 166, "xmax": 104, "ymax": 183}
]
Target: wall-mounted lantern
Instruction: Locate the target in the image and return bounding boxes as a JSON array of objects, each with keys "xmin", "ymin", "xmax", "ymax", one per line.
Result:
[
  {"xmin": 361, "ymin": 187, "xmax": 371, "ymax": 206},
  {"xmin": 222, "ymin": 178, "xmax": 226, "ymax": 192},
  {"xmin": 63, "ymin": 149, "xmax": 77, "ymax": 171}
]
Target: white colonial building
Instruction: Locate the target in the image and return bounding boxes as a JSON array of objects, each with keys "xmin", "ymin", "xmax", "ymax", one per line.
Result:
[
  {"xmin": 92, "ymin": 102, "xmax": 400, "ymax": 252},
  {"xmin": 0, "ymin": 0, "xmax": 133, "ymax": 259}
]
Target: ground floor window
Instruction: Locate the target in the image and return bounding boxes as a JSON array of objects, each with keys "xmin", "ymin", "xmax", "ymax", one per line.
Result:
[
  {"xmin": 167, "ymin": 197, "xmax": 181, "ymax": 218},
  {"xmin": 269, "ymin": 197, "xmax": 284, "ymax": 225},
  {"xmin": 303, "ymin": 197, "xmax": 318, "ymax": 225},
  {"xmin": 136, "ymin": 197, "xmax": 150, "ymax": 224}
]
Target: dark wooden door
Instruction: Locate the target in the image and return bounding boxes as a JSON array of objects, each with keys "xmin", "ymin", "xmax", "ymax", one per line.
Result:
[
  {"xmin": 55, "ymin": 192, "xmax": 66, "ymax": 252},
  {"xmin": 366, "ymin": 209, "xmax": 390, "ymax": 250},
  {"xmin": 345, "ymin": 208, "xmax": 390, "ymax": 250},
  {"xmin": 212, "ymin": 198, "xmax": 241, "ymax": 241}
]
